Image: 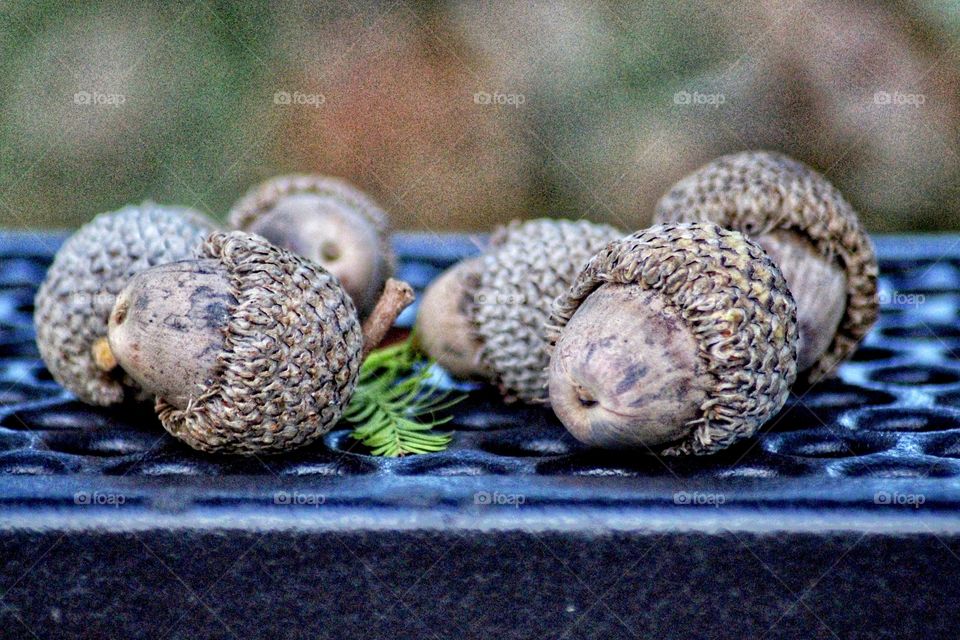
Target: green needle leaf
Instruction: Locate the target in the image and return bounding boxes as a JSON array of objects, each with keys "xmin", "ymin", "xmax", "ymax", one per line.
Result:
[{"xmin": 344, "ymin": 337, "xmax": 460, "ymax": 457}]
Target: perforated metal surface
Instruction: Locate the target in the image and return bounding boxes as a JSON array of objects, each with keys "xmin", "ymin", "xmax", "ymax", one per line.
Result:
[
  {"xmin": 3, "ymin": 232, "xmax": 960, "ymax": 640},
  {"xmin": 0, "ymin": 232, "xmax": 958, "ymax": 483}
]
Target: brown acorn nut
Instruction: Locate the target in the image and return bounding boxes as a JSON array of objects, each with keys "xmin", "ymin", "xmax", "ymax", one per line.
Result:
[
  {"xmin": 417, "ymin": 218, "xmax": 624, "ymax": 403},
  {"xmin": 108, "ymin": 260, "xmax": 234, "ymax": 411},
  {"xmin": 654, "ymin": 150, "xmax": 879, "ymax": 383},
  {"xmin": 547, "ymin": 222, "xmax": 799, "ymax": 455},
  {"xmin": 229, "ymin": 174, "xmax": 394, "ymax": 317},
  {"xmin": 33, "ymin": 203, "xmax": 217, "ymax": 406},
  {"xmin": 414, "ymin": 257, "xmax": 487, "ymax": 379},
  {"xmin": 104, "ymin": 231, "xmax": 413, "ymax": 455}
]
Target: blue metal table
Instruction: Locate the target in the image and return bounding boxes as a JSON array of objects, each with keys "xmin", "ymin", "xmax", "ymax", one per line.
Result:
[{"xmin": 0, "ymin": 232, "xmax": 957, "ymax": 639}]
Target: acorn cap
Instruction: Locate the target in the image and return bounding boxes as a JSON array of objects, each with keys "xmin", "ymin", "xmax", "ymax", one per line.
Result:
[
  {"xmin": 471, "ymin": 218, "xmax": 623, "ymax": 403},
  {"xmin": 34, "ymin": 203, "xmax": 217, "ymax": 406},
  {"xmin": 155, "ymin": 231, "xmax": 363, "ymax": 455},
  {"xmin": 228, "ymin": 174, "xmax": 395, "ymax": 313},
  {"xmin": 548, "ymin": 222, "xmax": 799, "ymax": 455},
  {"xmin": 654, "ymin": 150, "xmax": 878, "ymax": 383}
]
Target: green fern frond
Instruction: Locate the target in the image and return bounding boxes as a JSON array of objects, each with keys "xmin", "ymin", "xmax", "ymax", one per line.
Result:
[{"xmin": 343, "ymin": 337, "xmax": 460, "ymax": 457}]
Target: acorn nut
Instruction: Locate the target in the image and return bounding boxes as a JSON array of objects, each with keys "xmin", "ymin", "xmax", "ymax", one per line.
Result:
[
  {"xmin": 34, "ymin": 203, "xmax": 217, "ymax": 406},
  {"xmin": 229, "ymin": 174, "xmax": 394, "ymax": 317},
  {"xmin": 547, "ymin": 222, "xmax": 799, "ymax": 455},
  {"xmin": 654, "ymin": 150, "xmax": 878, "ymax": 382},
  {"xmin": 413, "ymin": 257, "xmax": 486, "ymax": 379},
  {"xmin": 417, "ymin": 218, "xmax": 623, "ymax": 403},
  {"xmin": 107, "ymin": 231, "xmax": 357, "ymax": 454},
  {"xmin": 107, "ymin": 259, "xmax": 234, "ymax": 411},
  {"xmin": 104, "ymin": 231, "xmax": 413, "ymax": 455}
]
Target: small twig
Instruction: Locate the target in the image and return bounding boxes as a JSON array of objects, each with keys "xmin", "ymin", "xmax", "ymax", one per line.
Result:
[{"xmin": 362, "ymin": 278, "xmax": 415, "ymax": 358}]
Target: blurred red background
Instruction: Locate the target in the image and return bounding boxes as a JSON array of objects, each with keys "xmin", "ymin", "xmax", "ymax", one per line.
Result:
[{"xmin": 2, "ymin": 1, "xmax": 958, "ymax": 232}]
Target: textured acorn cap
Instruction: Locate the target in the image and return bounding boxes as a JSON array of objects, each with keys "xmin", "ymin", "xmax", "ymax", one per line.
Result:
[
  {"xmin": 34, "ymin": 203, "xmax": 217, "ymax": 406},
  {"xmin": 548, "ymin": 222, "xmax": 799, "ymax": 455},
  {"xmin": 471, "ymin": 218, "xmax": 623, "ymax": 403},
  {"xmin": 228, "ymin": 174, "xmax": 395, "ymax": 314},
  {"xmin": 155, "ymin": 231, "xmax": 363, "ymax": 455},
  {"xmin": 654, "ymin": 150, "xmax": 878, "ymax": 383}
]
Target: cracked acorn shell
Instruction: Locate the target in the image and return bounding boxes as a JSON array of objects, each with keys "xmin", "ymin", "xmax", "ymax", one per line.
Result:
[
  {"xmin": 229, "ymin": 174, "xmax": 394, "ymax": 317},
  {"xmin": 547, "ymin": 222, "xmax": 799, "ymax": 456},
  {"xmin": 654, "ymin": 150, "xmax": 878, "ymax": 383},
  {"xmin": 108, "ymin": 230, "xmax": 364, "ymax": 455},
  {"xmin": 417, "ymin": 218, "xmax": 623, "ymax": 403},
  {"xmin": 33, "ymin": 203, "xmax": 217, "ymax": 406}
]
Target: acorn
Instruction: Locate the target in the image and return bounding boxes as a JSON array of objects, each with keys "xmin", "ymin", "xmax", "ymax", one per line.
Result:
[
  {"xmin": 547, "ymin": 222, "xmax": 799, "ymax": 455},
  {"xmin": 654, "ymin": 150, "xmax": 878, "ymax": 383},
  {"xmin": 413, "ymin": 257, "xmax": 487, "ymax": 380},
  {"xmin": 104, "ymin": 231, "xmax": 413, "ymax": 455},
  {"xmin": 229, "ymin": 174, "xmax": 394, "ymax": 316},
  {"xmin": 34, "ymin": 203, "xmax": 217, "ymax": 406},
  {"xmin": 417, "ymin": 218, "xmax": 623, "ymax": 403}
]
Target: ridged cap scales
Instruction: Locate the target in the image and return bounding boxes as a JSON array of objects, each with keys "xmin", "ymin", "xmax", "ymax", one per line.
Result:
[
  {"xmin": 34, "ymin": 203, "xmax": 216, "ymax": 406},
  {"xmin": 471, "ymin": 218, "xmax": 622, "ymax": 403},
  {"xmin": 155, "ymin": 231, "xmax": 363, "ymax": 455},
  {"xmin": 654, "ymin": 150, "xmax": 878, "ymax": 382},
  {"xmin": 548, "ymin": 222, "xmax": 798, "ymax": 455}
]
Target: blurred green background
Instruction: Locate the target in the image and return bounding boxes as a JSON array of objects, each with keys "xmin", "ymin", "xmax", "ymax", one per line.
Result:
[{"xmin": 1, "ymin": 0, "xmax": 958, "ymax": 233}]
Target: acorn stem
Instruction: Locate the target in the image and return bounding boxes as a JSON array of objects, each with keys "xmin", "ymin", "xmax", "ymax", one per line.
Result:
[
  {"xmin": 91, "ymin": 336, "xmax": 117, "ymax": 372},
  {"xmin": 361, "ymin": 278, "xmax": 415, "ymax": 358}
]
